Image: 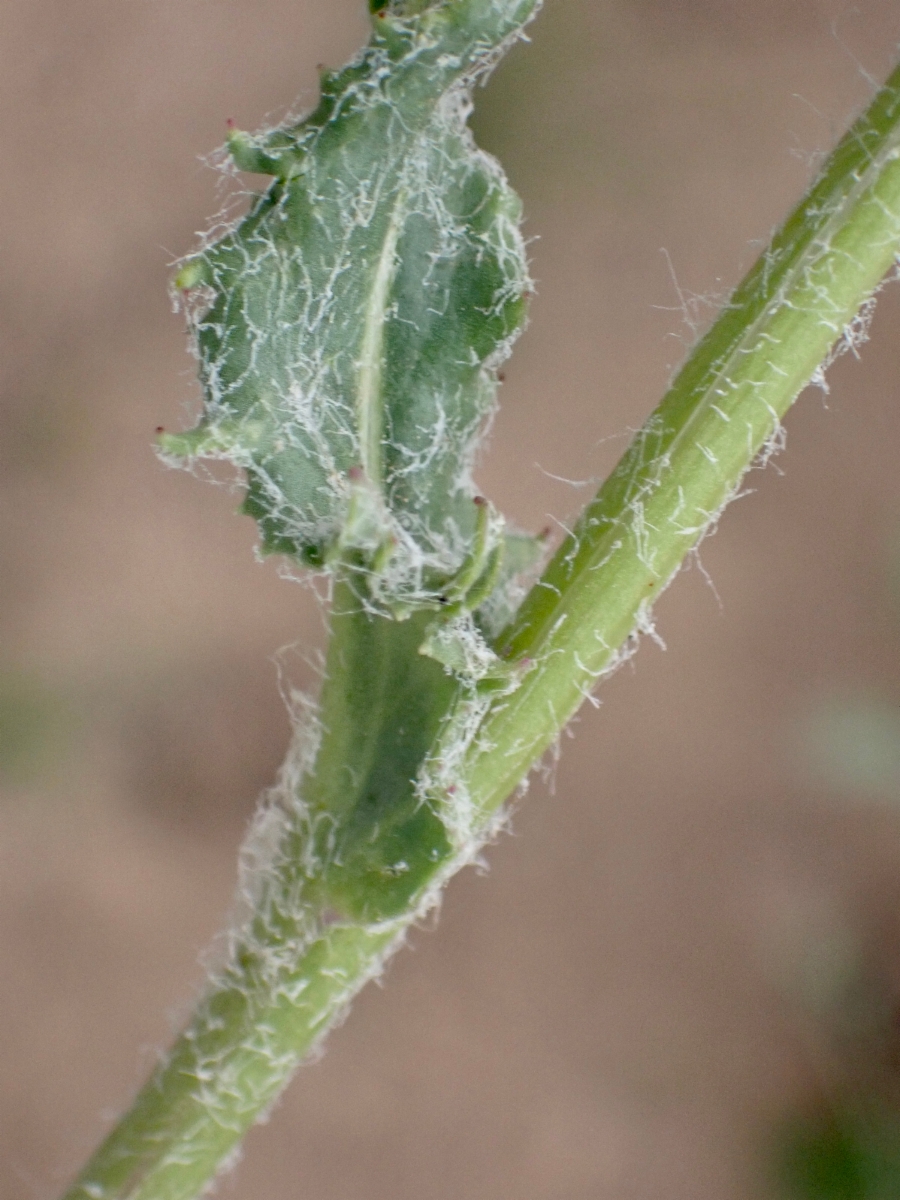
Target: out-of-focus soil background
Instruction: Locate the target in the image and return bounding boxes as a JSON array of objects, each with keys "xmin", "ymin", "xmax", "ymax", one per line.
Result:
[{"xmin": 3, "ymin": 1, "xmax": 900, "ymax": 1197}]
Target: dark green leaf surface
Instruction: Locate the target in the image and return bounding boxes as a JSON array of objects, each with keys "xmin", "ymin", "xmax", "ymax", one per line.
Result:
[
  {"xmin": 164, "ymin": 0, "xmax": 538, "ymax": 608},
  {"xmin": 302, "ymin": 590, "xmax": 459, "ymax": 920}
]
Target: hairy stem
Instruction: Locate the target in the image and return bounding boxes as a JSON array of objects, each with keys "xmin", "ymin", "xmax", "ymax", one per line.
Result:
[
  {"xmin": 61, "ymin": 56, "xmax": 900, "ymax": 1200},
  {"xmin": 63, "ymin": 594, "xmax": 462, "ymax": 1200},
  {"xmin": 464, "ymin": 58, "xmax": 900, "ymax": 823}
]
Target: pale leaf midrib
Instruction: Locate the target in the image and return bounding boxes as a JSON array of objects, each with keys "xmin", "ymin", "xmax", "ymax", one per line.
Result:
[{"xmin": 356, "ymin": 192, "xmax": 406, "ymax": 488}]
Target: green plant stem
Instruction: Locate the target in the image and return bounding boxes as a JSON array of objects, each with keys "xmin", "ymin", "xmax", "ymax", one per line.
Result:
[
  {"xmin": 465, "ymin": 58, "xmax": 900, "ymax": 823},
  {"xmin": 63, "ymin": 598, "xmax": 460, "ymax": 1200},
  {"xmin": 62, "ymin": 923, "xmax": 402, "ymax": 1200},
  {"xmin": 62, "ymin": 58, "xmax": 900, "ymax": 1200}
]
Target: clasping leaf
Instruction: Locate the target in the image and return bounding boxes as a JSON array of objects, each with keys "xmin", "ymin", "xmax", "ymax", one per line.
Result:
[{"xmin": 164, "ymin": 0, "xmax": 541, "ymax": 615}]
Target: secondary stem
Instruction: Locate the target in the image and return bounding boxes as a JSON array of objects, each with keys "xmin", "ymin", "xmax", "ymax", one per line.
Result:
[{"xmin": 462, "ymin": 58, "xmax": 900, "ymax": 824}]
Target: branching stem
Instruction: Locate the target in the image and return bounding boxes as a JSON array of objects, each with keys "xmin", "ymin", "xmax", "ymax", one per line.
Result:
[{"xmin": 60, "ymin": 48, "xmax": 900, "ymax": 1200}]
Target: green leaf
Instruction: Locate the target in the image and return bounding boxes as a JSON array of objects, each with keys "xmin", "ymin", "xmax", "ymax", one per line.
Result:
[
  {"xmin": 302, "ymin": 587, "xmax": 459, "ymax": 921},
  {"xmin": 164, "ymin": 0, "xmax": 540, "ymax": 609}
]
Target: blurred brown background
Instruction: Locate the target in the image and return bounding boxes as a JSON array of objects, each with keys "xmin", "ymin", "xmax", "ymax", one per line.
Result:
[{"xmin": 3, "ymin": 1, "xmax": 900, "ymax": 1197}]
